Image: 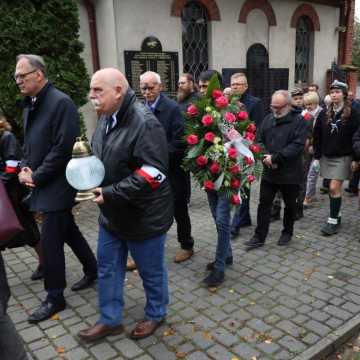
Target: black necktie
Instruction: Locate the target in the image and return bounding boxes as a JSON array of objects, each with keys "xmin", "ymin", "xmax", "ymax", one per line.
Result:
[{"xmin": 105, "ymin": 116, "xmax": 114, "ymax": 134}]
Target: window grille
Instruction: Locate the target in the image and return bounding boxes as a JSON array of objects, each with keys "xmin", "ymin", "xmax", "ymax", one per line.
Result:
[
  {"xmin": 181, "ymin": 1, "xmax": 209, "ymax": 80},
  {"xmin": 295, "ymin": 16, "xmax": 312, "ymax": 84}
]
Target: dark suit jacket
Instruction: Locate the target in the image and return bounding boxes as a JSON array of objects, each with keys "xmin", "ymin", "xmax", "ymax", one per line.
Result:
[
  {"xmin": 21, "ymin": 82, "xmax": 79, "ymax": 212},
  {"xmin": 240, "ymin": 91, "xmax": 264, "ymax": 127},
  {"xmin": 153, "ymin": 93, "xmax": 185, "ymax": 168}
]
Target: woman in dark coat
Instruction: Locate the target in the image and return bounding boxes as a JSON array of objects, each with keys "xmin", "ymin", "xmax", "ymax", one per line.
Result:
[
  {"xmin": 313, "ymin": 80, "xmax": 360, "ymax": 236},
  {"xmin": 0, "ymin": 116, "xmax": 43, "ymax": 280}
]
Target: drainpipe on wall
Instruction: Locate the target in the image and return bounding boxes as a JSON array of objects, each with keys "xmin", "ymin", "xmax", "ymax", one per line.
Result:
[{"xmin": 83, "ymin": 0, "xmax": 100, "ymax": 72}]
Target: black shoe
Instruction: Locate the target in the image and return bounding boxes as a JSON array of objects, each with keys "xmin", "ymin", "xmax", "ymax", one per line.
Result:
[
  {"xmin": 31, "ymin": 265, "xmax": 44, "ymax": 281},
  {"xmin": 277, "ymin": 232, "xmax": 292, "ymax": 246},
  {"xmin": 71, "ymin": 274, "xmax": 97, "ymax": 291},
  {"xmin": 206, "ymin": 257, "xmax": 233, "ymax": 271},
  {"xmin": 321, "ymin": 220, "xmax": 340, "ymax": 236},
  {"xmin": 203, "ymin": 269, "xmax": 225, "ymax": 287},
  {"xmin": 244, "ymin": 236, "xmax": 265, "ymax": 251},
  {"xmin": 28, "ymin": 299, "xmax": 66, "ymax": 323}
]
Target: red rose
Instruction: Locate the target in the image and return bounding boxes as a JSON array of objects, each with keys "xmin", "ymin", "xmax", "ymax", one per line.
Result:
[
  {"xmin": 229, "ymin": 164, "xmax": 241, "ymax": 174},
  {"xmin": 196, "ymin": 155, "xmax": 208, "ymax": 167},
  {"xmin": 244, "ymin": 156, "xmax": 254, "ymax": 165},
  {"xmin": 245, "ymin": 132, "xmax": 256, "ymax": 142},
  {"xmin": 204, "ymin": 132, "xmax": 215, "ymax": 142},
  {"xmin": 247, "ymin": 174, "xmax": 256, "ymax": 183},
  {"xmin": 187, "ymin": 104, "xmax": 198, "ymax": 117},
  {"xmin": 231, "ymin": 178, "xmax": 241, "ymax": 189},
  {"xmin": 224, "ymin": 112, "xmax": 236, "ymax": 123},
  {"xmin": 303, "ymin": 112, "xmax": 313, "ymax": 121},
  {"xmin": 246, "ymin": 123, "xmax": 257, "ymax": 133},
  {"xmin": 231, "ymin": 194, "xmax": 241, "ymax": 205},
  {"xmin": 204, "ymin": 180, "xmax": 215, "ymax": 191},
  {"xmin": 201, "ymin": 114, "xmax": 214, "ymax": 126},
  {"xmin": 187, "ymin": 134, "xmax": 199, "ymax": 145},
  {"xmin": 228, "ymin": 147, "xmax": 237, "ymax": 159},
  {"xmin": 212, "ymin": 89, "xmax": 223, "ymax": 99},
  {"xmin": 215, "ymin": 96, "xmax": 229, "ymax": 109},
  {"xmin": 209, "ymin": 161, "xmax": 220, "ymax": 174},
  {"xmin": 249, "ymin": 144, "xmax": 261, "ymax": 153},
  {"xmin": 237, "ymin": 111, "xmax": 248, "ymax": 121}
]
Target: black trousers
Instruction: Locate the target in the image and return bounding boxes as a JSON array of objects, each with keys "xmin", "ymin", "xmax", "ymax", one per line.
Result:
[
  {"xmin": 41, "ymin": 209, "xmax": 97, "ymax": 291},
  {"xmin": 255, "ymin": 179, "xmax": 299, "ymax": 242},
  {"xmin": 169, "ymin": 166, "xmax": 193, "ymax": 250}
]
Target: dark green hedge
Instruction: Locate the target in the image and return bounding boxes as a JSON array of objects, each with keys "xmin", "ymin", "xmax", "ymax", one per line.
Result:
[{"xmin": 0, "ymin": 0, "xmax": 89, "ymax": 138}]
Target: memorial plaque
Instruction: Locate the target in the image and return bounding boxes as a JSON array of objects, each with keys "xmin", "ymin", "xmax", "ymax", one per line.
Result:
[{"xmin": 124, "ymin": 38, "xmax": 179, "ymax": 99}]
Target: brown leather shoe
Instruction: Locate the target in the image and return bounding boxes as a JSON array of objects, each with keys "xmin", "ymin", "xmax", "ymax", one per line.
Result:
[
  {"xmin": 130, "ymin": 319, "xmax": 164, "ymax": 340},
  {"xmin": 174, "ymin": 249, "xmax": 194, "ymax": 263},
  {"xmin": 78, "ymin": 323, "xmax": 124, "ymax": 342},
  {"xmin": 126, "ymin": 258, "xmax": 137, "ymax": 271}
]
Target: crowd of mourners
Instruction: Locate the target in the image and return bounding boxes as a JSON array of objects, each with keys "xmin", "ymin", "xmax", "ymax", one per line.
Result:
[{"xmin": 1, "ymin": 54, "xmax": 360, "ymax": 358}]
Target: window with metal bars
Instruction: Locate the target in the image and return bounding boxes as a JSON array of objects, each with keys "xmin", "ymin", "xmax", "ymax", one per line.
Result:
[
  {"xmin": 181, "ymin": 1, "xmax": 209, "ymax": 81},
  {"xmin": 295, "ymin": 16, "xmax": 312, "ymax": 84}
]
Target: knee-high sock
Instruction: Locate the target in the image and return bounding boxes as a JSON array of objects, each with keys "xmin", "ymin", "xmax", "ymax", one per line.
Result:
[{"xmin": 329, "ymin": 196, "xmax": 342, "ymax": 219}]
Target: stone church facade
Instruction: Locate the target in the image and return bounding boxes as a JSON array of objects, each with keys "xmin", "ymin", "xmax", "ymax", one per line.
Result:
[{"xmin": 77, "ymin": 0, "xmax": 355, "ymax": 135}]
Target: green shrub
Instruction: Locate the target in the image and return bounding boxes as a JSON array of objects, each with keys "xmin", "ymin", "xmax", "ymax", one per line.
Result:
[{"xmin": 0, "ymin": 0, "xmax": 89, "ymax": 139}]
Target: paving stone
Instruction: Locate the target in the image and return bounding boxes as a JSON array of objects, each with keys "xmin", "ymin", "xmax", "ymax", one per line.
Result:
[
  {"xmin": 278, "ymin": 335, "xmax": 307, "ymax": 354},
  {"xmin": 114, "ymin": 338, "xmax": 144, "ymax": 358},
  {"xmin": 90, "ymin": 342, "xmax": 118, "ymax": 360},
  {"xmin": 64, "ymin": 347, "xmax": 90, "ymax": 360},
  {"xmin": 304, "ymin": 319, "xmax": 332, "ymax": 336},
  {"xmin": 19, "ymin": 326, "xmax": 44, "ymax": 343},
  {"xmin": 147, "ymin": 343, "xmax": 177, "ymax": 360},
  {"xmin": 232, "ymin": 343, "xmax": 260, "ymax": 359},
  {"xmin": 32, "ymin": 345, "xmax": 58, "ymax": 360}
]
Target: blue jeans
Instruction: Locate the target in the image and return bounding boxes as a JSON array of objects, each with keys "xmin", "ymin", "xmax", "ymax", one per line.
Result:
[
  {"xmin": 231, "ymin": 188, "xmax": 251, "ymax": 233},
  {"xmin": 97, "ymin": 226, "xmax": 169, "ymax": 326},
  {"xmin": 207, "ymin": 192, "xmax": 232, "ymax": 272}
]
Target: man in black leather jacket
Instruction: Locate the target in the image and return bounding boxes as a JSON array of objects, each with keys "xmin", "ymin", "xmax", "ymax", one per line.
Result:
[{"xmin": 79, "ymin": 68, "xmax": 173, "ymax": 342}]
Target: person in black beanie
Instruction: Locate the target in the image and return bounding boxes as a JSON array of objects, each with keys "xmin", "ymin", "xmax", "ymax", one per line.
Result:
[{"xmin": 313, "ymin": 80, "xmax": 360, "ymax": 236}]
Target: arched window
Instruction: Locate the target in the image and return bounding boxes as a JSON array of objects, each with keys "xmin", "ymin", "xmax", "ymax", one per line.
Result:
[
  {"xmin": 181, "ymin": 1, "xmax": 209, "ymax": 80},
  {"xmin": 295, "ymin": 16, "xmax": 313, "ymax": 84}
]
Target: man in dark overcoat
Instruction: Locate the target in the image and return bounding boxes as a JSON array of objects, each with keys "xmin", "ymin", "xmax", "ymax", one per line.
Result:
[
  {"xmin": 15, "ymin": 54, "xmax": 97, "ymax": 323},
  {"xmin": 140, "ymin": 71, "xmax": 194, "ymax": 263}
]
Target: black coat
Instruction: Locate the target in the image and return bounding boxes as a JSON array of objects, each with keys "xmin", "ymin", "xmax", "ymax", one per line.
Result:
[
  {"xmin": 313, "ymin": 107, "xmax": 360, "ymax": 160},
  {"xmin": 259, "ymin": 111, "xmax": 307, "ymax": 184},
  {"xmin": 240, "ymin": 91, "xmax": 264, "ymax": 127},
  {"xmin": 0, "ymin": 253, "xmax": 10, "ymax": 316},
  {"xmin": 21, "ymin": 82, "xmax": 79, "ymax": 212},
  {"xmin": 92, "ymin": 89, "xmax": 173, "ymax": 241},
  {"xmin": 153, "ymin": 93, "xmax": 185, "ymax": 168}
]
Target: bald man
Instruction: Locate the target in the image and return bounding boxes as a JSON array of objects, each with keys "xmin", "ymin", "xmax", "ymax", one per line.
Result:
[
  {"xmin": 15, "ymin": 54, "xmax": 97, "ymax": 324},
  {"xmin": 79, "ymin": 68, "xmax": 173, "ymax": 341}
]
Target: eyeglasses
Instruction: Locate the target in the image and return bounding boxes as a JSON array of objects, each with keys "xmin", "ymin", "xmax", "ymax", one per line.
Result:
[
  {"xmin": 14, "ymin": 69, "xmax": 37, "ymax": 81},
  {"xmin": 231, "ymin": 83, "xmax": 247, "ymax": 86},
  {"xmin": 199, "ymin": 85, "xmax": 208, "ymax": 89},
  {"xmin": 140, "ymin": 86, "xmax": 156, "ymax": 92}
]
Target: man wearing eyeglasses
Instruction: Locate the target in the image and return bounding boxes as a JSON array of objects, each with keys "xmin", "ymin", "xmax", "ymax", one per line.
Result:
[
  {"xmin": 245, "ymin": 90, "xmax": 307, "ymax": 251},
  {"xmin": 15, "ymin": 54, "xmax": 97, "ymax": 323},
  {"xmin": 229, "ymin": 73, "xmax": 264, "ymax": 240},
  {"xmin": 140, "ymin": 71, "xmax": 194, "ymax": 264}
]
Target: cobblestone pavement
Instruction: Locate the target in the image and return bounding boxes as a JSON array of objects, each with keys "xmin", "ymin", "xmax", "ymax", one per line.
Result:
[{"xmin": 4, "ymin": 181, "xmax": 360, "ymax": 360}]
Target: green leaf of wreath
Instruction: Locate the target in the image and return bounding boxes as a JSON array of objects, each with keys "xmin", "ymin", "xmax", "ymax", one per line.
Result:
[
  {"xmin": 186, "ymin": 139, "xmax": 205, "ymax": 159},
  {"xmin": 206, "ymin": 74, "xmax": 221, "ymax": 98}
]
